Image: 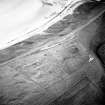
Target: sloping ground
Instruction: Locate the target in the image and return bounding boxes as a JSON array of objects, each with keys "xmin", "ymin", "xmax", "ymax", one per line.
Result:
[
  {"xmin": 0, "ymin": 1, "xmax": 105, "ymax": 105},
  {"xmin": 0, "ymin": 0, "xmax": 76, "ymax": 50}
]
